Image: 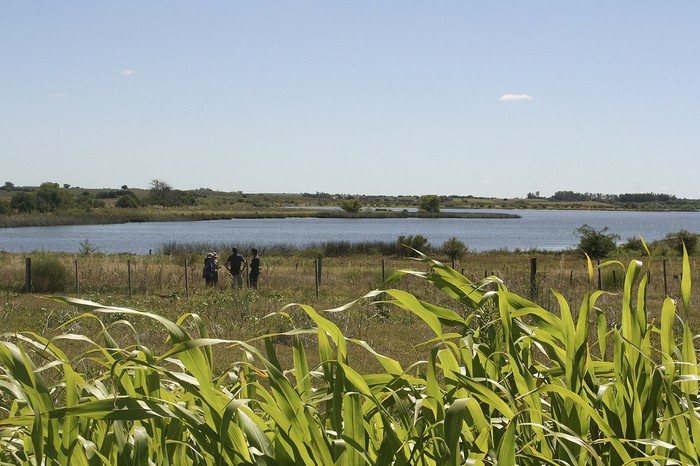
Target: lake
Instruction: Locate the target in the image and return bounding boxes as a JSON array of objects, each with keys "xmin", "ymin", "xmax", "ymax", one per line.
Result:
[{"xmin": 1, "ymin": 209, "xmax": 699, "ymax": 254}]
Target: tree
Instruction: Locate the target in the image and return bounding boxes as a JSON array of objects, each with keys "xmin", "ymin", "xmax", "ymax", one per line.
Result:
[
  {"xmin": 441, "ymin": 237, "xmax": 468, "ymax": 263},
  {"xmin": 10, "ymin": 191, "xmax": 38, "ymax": 212},
  {"xmin": 149, "ymin": 179, "xmax": 176, "ymax": 206},
  {"xmin": 148, "ymin": 179, "xmax": 196, "ymax": 207},
  {"xmin": 574, "ymin": 224, "xmax": 619, "ymax": 259},
  {"xmin": 35, "ymin": 182, "xmax": 73, "ymax": 212},
  {"xmin": 340, "ymin": 197, "xmax": 362, "ymax": 213},
  {"xmin": 116, "ymin": 193, "xmax": 140, "ymax": 208},
  {"xmin": 418, "ymin": 195, "xmax": 441, "ymax": 213}
]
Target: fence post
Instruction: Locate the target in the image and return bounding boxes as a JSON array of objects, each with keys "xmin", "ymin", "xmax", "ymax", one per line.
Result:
[
  {"xmin": 128, "ymin": 260, "xmax": 133, "ymax": 299},
  {"xmin": 530, "ymin": 257, "xmax": 537, "ymax": 299},
  {"xmin": 663, "ymin": 260, "xmax": 668, "ymax": 296},
  {"xmin": 74, "ymin": 259, "xmax": 79, "ymax": 294},
  {"xmin": 184, "ymin": 259, "xmax": 189, "ymax": 298},
  {"xmin": 597, "ymin": 260, "xmax": 602, "ymax": 290},
  {"xmin": 315, "ymin": 258, "xmax": 320, "ymax": 298},
  {"xmin": 25, "ymin": 257, "xmax": 31, "ymax": 293},
  {"xmin": 381, "ymin": 258, "xmax": 385, "ymax": 283},
  {"xmin": 317, "ymin": 254, "xmax": 323, "ymax": 287}
]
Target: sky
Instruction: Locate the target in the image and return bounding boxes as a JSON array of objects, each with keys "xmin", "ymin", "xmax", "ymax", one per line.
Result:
[{"xmin": 1, "ymin": 2, "xmax": 699, "ymax": 198}]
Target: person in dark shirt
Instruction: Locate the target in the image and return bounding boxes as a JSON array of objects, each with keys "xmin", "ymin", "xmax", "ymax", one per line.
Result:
[
  {"xmin": 249, "ymin": 248, "xmax": 261, "ymax": 288},
  {"xmin": 203, "ymin": 252, "xmax": 215, "ymax": 286},
  {"xmin": 225, "ymin": 247, "xmax": 247, "ymax": 289},
  {"xmin": 211, "ymin": 253, "xmax": 220, "ymax": 286}
]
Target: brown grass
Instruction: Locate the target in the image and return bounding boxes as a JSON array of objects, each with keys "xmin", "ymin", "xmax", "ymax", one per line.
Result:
[{"xmin": 0, "ymin": 250, "xmax": 694, "ymax": 372}]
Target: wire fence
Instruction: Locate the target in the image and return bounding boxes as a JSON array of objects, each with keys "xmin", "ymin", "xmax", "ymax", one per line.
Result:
[{"xmin": 1, "ymin": 253, "xmax": 690, "ymax": 310}]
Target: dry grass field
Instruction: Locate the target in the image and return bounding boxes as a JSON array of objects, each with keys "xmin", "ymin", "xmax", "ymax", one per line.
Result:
[{"xmin": 0, "ymin": 249, "xmax": 694, "ymax": 372}]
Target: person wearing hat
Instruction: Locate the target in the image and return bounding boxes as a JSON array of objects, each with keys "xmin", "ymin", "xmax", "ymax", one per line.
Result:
[
  {"xmin": 211, "ymin": 252, "xmax": 220, "ymax": 286},
  {"xmin": 203, "ymin": 253, "xmax": 215, "ymax": 287}
]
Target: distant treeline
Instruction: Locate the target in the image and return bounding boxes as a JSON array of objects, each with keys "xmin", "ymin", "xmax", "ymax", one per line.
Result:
[
  {"xmin": 0, "ymin": 180, "xmax": 197, "ymax": 215},
  {"xmin": 531, "ymin": 191, "xmax": 685, "ymax": 204}
]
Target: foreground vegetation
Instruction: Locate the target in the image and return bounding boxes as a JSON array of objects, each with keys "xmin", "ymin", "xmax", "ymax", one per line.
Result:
[{"xmin": 2, "ymin": 244, "xmax": 700, "ymax": 464}]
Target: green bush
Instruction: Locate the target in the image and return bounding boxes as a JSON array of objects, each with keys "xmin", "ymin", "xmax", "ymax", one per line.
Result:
[
  {"xmin": 664, "ymin": 229, "xmax": 698, "ymax": 255},
  {"xmin": 339, "ymin": 197, "xmax": 362, "ymax": 213},
  {"xmin": 31, "ymin": 256, "xmax": 67, "ymax": 292},
  {"xmin": 397, "ymin": 234, "xmax": 431, "ymax": 256},
  {"xmin": 440, "ymin": 236, "xmax": 468, "ymax": 262},
  {"xmin": 574, "ymin": 224, "xmax": 619, "ymax": 259},
  {"xmin": 417, "ymin": 194, "xmax": 441, "ymax": 213},
  {"xmin": 116, "ymin": 193, "xmax": 140, "ymax": 208}
]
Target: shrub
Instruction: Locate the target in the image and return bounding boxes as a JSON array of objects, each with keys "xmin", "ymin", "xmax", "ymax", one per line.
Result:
[
  {"xmin": 574, "ymin": 224, "xmax": 619, "ymax": 259},
  {"xmin": 30, "ymin": 256, "xmax": 67, "ymax": 292},
  {"xmin": 619, "ymin": 236, "xmax": 645, "ymax": 254},
  {"xmin": 339, "ymin": 197, "xmax": 362, "ymax": 213},
  {"xmin": 417, "ymin": 194, "xmax": 441, "ymax": 213},
  {"xmin": 440, "ymin": 236, "xmax": 468, "ymax": 262},
  {"xmin": 397, "ymin": 234, "xmax": 431, "ymax": 256},
  {"xmin": 116, "ymin": 193, "xmax": 140, "ymax": 208},
  {"xmin": 664, "ymin": 229, "xmax": 698, "ymax": 255}
]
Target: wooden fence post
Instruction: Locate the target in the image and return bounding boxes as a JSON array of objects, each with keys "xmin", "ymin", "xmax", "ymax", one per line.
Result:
[
  {"xmin": 25, "ymin": 257, "xmax": 31, "ymax": 293},
  {"xmin": 128, "ymin": 260, "xmax": 133, "ymax": 299},
  {"xmin": 317, "ymin": 254, "xmax": 323, "ymax": 287},
  {"xmin": 597, "ymin": 260, "xmax": 602, "ymax": 290},
  {"xmin": 530, "ymin": 257, "xmax": 537, "ymax": 299},
  {"xmin": 74, "ymin": 259, "xmax": 79, "ymax": 294},
  {"xmin": 381, "ymin": 258, "xmax": 385, "ymax": 283},
  {"xmin": 184, "ymin": 259, "xmax": 189, "ymax": 298},
  {"xmin": 663, "ymin": 260, "xmax": 668, "ymax": 296},
  {"xmin": 315, "ymin": 258, "xmax": 320, "ymax": 298}
]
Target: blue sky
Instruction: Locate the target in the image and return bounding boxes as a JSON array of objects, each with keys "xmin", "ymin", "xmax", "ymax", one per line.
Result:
[{"xmin": 2, "ymin": 2, "xmax": 699, "ymax": 198}]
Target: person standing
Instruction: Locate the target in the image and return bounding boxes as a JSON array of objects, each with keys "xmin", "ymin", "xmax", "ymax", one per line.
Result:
[
  {"xmin": 249, "ymin": 248, "xmax": 261, "ymax": 288},
  {"xmin": 203, "ymin": 253, "xmax": 215, "ymax": 287},
  {"xmin": 225, "ymin": 247, "xmax": 247, "ymax": 289},
  {"xmin": 211, "ymin": 252, "xmax": 220, "ymax": 286}
]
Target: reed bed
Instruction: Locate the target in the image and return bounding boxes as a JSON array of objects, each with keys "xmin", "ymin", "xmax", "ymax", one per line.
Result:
[{"xmin": 1, "ymin": 246, "xmax": 700, "ymax": 464}]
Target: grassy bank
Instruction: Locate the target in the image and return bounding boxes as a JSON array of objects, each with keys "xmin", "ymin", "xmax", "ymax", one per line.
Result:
[{"xmin": 0, "ymin": 207, "xmax": 520, "ymax": 228}]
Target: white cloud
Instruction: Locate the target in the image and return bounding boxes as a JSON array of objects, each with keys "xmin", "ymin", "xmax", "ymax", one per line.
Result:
[
  {"xmin": 120, "ymin": 69, "xmax": 134, "ymax": 76},
  {"xmin": 498, "ymin": 94, "xmax": 534, "ymax": 102}
]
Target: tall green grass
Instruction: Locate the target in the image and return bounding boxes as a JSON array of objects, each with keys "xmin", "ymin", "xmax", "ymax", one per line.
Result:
[{"xmin": 1, "ymin": 247, "xmax": 698, "ymax": 464}]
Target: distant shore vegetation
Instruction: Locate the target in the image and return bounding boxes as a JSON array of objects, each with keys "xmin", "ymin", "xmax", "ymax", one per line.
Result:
[{"xmin": 1, "ymin": 179, "xmax": 698, "ymax": 228}]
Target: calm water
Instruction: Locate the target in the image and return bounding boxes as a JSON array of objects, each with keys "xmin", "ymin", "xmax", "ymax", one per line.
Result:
[{"xmin": 1, "ymin": 209, "xmax": 699, "ymax": 254}]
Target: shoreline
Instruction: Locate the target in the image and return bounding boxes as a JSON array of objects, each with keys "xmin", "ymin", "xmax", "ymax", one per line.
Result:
[{"xmin": 0, "ymin": 209, "xmax": 521, "ymax": 229}]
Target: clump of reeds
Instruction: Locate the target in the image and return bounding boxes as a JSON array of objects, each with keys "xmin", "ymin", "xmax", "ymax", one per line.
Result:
[{"xmin": 1, "ymin": 246, "xmax": 698, "ymax": 464}]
